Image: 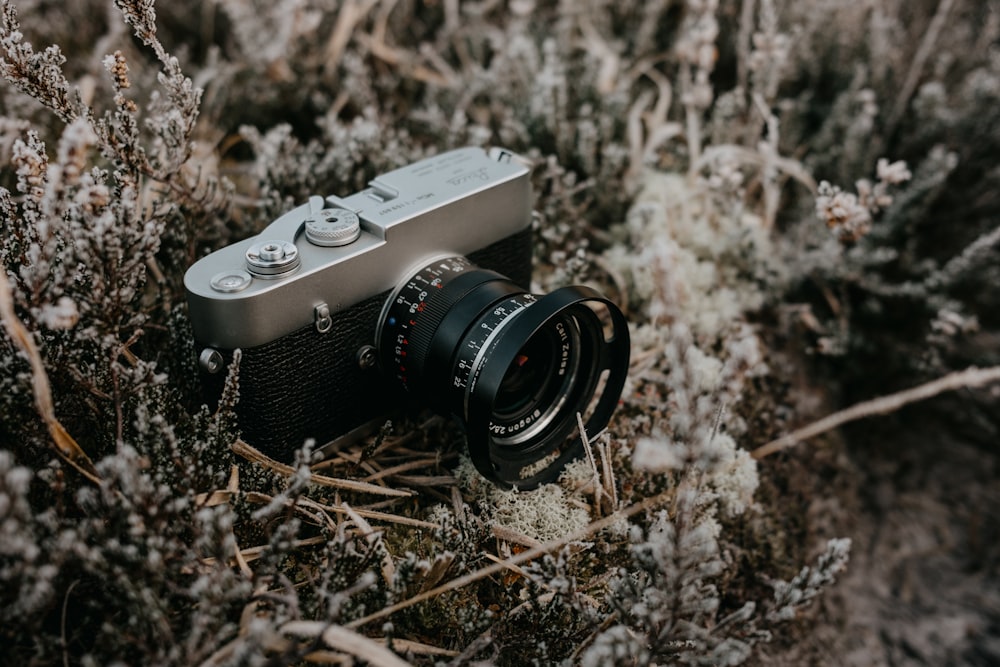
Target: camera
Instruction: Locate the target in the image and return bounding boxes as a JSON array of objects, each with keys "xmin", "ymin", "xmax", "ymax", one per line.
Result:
[{"xmin": 184, "ymin": 147, "xmax": 630, "ymax": 488}]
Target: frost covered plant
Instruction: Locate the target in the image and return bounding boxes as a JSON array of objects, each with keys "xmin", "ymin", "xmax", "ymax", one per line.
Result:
[
  {"xmin": 675, "ymin": 0, "xmax": 720, "ymax": 163},
  {"xmin": 583, "ymin": 493, "xmax": 851, "ymax": 666},
  {"xmin": 631, "ymin": 323, "xmax": 763, "ymax": 517},
  {"xmin": 0, "ymin": 0, "xmax": 228, "ymax": 462},
  {"xmin": 814, "ymin": 158, "xmax": 912, "ymax": 243},
  {"xmin": 489, "ymin": 484, "xmax": 592, "ymax": 543},
  {"xmin": 797, "ymin": 146, "xmax": 999, "ymax": 366},
  {"xmin": 604, "ymin": 172, "xmax": 779, "ymax": 336},
  {"xmin": 746, "ymin": 0, "xmax": 790, "ymax": 103},
  {"xmin": 603, "ymin": 167, "xmax": 773, "ymax": 524},
  {"xmin": 0, "ymin": 441, "xmax": 250, "ymax": 665},
  {"xmin": 766, "ymin": 537, "xmax": 852, "ymax": 623},
  {"xmin": 773, "ymin": 2, "xmax": 1000, "ymax": 384},
  {"xmin": 583, "ymin": 489, "xmax": 767, "ymax": 667}
]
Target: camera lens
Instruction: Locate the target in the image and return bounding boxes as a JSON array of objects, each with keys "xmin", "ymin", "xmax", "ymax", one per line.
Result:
[
  {"xmin": 376, "ymin": 257, "xmax": 629, "ymax": 489},
  {"xmin": 493, "ymin": 328, "xmax": 561, "ymax": 421},
  {"xmin": 489, "ymin": 314, "xmax": 581, "ymax": 446}
]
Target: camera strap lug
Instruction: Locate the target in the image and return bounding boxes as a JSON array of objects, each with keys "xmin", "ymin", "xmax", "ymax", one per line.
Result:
[
  {"xmin": 198, "ymin": 348, "xmax": 224, "ymax": 374},
  {"xmin": 314, "ymin": 303, "xmax": 333, "ymax": 334}
]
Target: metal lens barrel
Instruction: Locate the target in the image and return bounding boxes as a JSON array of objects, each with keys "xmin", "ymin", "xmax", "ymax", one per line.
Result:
[{"xmin": 377, "ymin": 257, "xmax": 630, "ymax": 488}]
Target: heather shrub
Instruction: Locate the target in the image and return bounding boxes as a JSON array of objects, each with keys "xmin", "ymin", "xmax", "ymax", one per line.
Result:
[{"xmin": 1, "ymin": 0, "xmax": 997, "ymax": 665}]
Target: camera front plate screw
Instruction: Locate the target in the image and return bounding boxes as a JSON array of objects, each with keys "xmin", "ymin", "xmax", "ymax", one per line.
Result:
[
  {"xmin": 199, "ymin": 348, "xmax": 224, "ymax": 374},
  {"xmin": 356, "ymin": 345, "xmax": 377, "ymax": 370}
]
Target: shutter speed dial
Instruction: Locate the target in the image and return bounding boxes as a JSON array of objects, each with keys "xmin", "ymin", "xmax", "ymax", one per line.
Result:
[{"xmin": 304, "ymin": 209, "xmax": 362, "ymax": 247}]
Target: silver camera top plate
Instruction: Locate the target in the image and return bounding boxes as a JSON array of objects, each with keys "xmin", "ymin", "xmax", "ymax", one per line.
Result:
[{"xmin": 184, "ymin": 146, "xmax": 532, "ymax": 349}]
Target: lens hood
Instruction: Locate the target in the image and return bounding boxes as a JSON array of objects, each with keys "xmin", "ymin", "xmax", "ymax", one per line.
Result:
[{"xmin": 464, "ymin": 286, "xmax": 630, "ymax": 489}]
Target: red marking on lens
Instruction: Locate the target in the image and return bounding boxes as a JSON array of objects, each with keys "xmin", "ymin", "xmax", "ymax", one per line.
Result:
[{"xmin": 515, "ymin": 354, "xmax": 529, "ymax": 367}]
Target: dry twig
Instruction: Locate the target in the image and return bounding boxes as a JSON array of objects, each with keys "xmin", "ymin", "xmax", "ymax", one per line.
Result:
[
  {"xmin": 283, "ymin": 621, "xmax": 412, "ymax": 667},
  {"xmin": 346, "ymin": 488, "xmax": 674, "ymax": 629},
  {"xmin": 752, "ymin": 365, "xmax": 1000, "ymax": 459},
  {"xmin": 0, "ymin": 270, "xmax": 99, "ymax": 482},
  {"xmin": 232, "ymin": 439, "xmax": 414, "ymax": 497},
  {"xmin": 324, "ymin": 0, "xmax": 382, "ymax": 77},
  {"xmin": 886, "ymin": 0, "xmax": 956, "ymax": 135}
]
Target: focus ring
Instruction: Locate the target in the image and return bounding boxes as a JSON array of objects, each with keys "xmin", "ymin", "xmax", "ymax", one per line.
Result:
[{"xmin": 422, "ymin": 281, "xmax": 526, "ymax": 406}]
